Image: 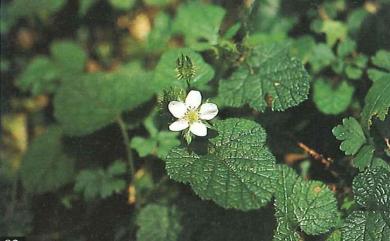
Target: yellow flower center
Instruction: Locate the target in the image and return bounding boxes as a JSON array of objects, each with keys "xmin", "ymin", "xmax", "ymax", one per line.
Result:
[{"xmin": 184, "ymin": 109, "xmax": 199, "ymax": 124}]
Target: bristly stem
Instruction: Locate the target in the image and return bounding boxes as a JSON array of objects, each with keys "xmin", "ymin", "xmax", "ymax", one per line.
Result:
[{"xmin": 117, "ymin": 115, "xmax": 135, "ymax": 182}]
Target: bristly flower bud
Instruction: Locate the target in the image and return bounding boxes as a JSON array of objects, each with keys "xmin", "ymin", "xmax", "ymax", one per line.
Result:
[
  {"xmin": 157, "ymin": 86, "xmax": 186, "ymax": 110},
  {"xmin": 176, "ymin": 54, "xmax": 196, "ymax": 87}
]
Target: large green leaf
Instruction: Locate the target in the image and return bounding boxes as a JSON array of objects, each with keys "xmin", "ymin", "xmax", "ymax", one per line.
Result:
[
  {"xmin": 332, "ymin": 117, "xmax": 366, "ymax": 155},
  {"xmin": 313, "ymin": 79, "xmax": 354, "ymax": 115},
  {"xmin": 361, "ymin": 75, "xmax": 390, "ymax": 129},
  {"xmin": 343, "ymin": 211, "xmax": 390, "ymax": 241},
  {"xmin": 136, "ymin": 204, "xmax": 182, "ymax": 241},
  {"xmin": 273, "ymin": 166, "xmax": 339, "ymax": 240},
  {"xmin": 54, "ymin": 68, "xmax": 154, "ymax": 136},
  {"xmin": 20, "ymin": 126, "xmax": 74, "ymax": 194},
  {"xmin": 165, "ymin": 118, "xmax": 277, "ymax": 210},
  {"xmin": 172, "ymin": 2, "xmax": 225, "ymax": 50},
  {"xmin": 342, "ymin": 169, "xmax": 390, "ymax": 241},
  {"xmin": 153, "ymin": 48, "xmax": 214, "ymax": 91},
  {"xmin": 353, "ymin": 168, "xmax": 390, "ymax": 210},
  {"xmin": 218, "ymin": 44, "xmax": 310, "ymax": 112}
]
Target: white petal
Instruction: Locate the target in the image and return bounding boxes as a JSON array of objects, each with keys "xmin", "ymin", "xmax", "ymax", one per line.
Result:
[
  {"xmin": 199, "ymin": 103, "xmax": 218, "ymax": 120},
  {"xmin": 185, "ymin": 90, "xmax": 202, "ymax": 109},
  {"xmin": 189, "ymin": 122, "xmax": 207, "ymax": 136},
  {"xmin": 168, "ymin": 101, "xmax": 187, "ymax": 118},
  {"xmin": 169, "ymin": 119, "xmax": 189, "ymax": 131}
]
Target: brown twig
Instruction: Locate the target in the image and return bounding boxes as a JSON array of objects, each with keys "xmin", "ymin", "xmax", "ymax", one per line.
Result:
[{"xmin": 297, "ymin": 142, "xmax": 333, "ymax": 168}]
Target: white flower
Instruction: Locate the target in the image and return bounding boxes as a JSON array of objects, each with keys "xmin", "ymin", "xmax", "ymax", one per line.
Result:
[{"xmin": 168, "ymin": 90, "xmax": 218, "ymax": 137}]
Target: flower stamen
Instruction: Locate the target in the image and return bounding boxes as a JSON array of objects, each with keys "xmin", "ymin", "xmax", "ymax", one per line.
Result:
[{"xmin": 184, "ymin": 109, "xmax": 199, "ymax": 124}]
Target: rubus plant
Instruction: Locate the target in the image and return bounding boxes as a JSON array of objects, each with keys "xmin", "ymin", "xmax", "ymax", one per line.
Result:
[{"xmin": 1, "ymin": 0, "xmax": 389, "ymax": 240}]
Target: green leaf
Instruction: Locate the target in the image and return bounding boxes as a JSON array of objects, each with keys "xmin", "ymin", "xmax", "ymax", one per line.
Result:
[
  {"xmin": 17, "ymin": 41, "xmax": 87, "ymax": 95},
  {"xmin": 345, "ymin": 65, "xmax": 363, "ymax": 80},
  {"xmin": 143, "ymin": 0, "xmax": 172, "ymax": 7},
  {"xmin": 136, "ymin": 204, "xmax": 182, "ymax": 241},
  {"xmin": 371, "ymin": 50, "xmax": 390, "ymax": 71},
  {"xmin": 367, "ymin": 50, "xmax": 390, "ymax": 82},
  {"xmin": 332, "ymin": 117, "xmax": 366, "ymax": 155},
  {"xmin": 353, "ymin": 145, "xmax": 375, "ymax": 171},
  {"xmin": 367, "ymin": 69, "xmax": 389, "ymax": 82},
  {"xmin": 290, "ymin": 35, "xmax": 316, "ymax": 63},
  {"xmin": 109, "ymin": 0, "xmax": 135, "ymax": 10},
  {"xmin": 218, "ymin": 43, "xmax": 310, "ymax": 112},
  {"xmin": 131, "ymin": 114, "xmax": 180, "ymax": 159},
  {"xmin": 371, "ymin": 158, "xmax": 390, "ymax": 171},
  {"xmin": 343, "ymin": 211, "xmax": 390, "ymax": 241},
  {"xmin": 353, "ymin": 168, "xmax": 390, "ymax": 210},
  {"xmin": 50, "ymin": 41, "xmax": 87, "ymax": 74},
  {"xmin": 313, "ymin": 79, "xmax": 354, "ymax": 115},
  {"xmin": 145, "ymin": 12, "xmax": 172, "ymax": 52},
  {"xmin": 309, "ymin": 43, "xmax": 336, "ymax": 72},
  {"xmin": 79, "ymin": 0, "xmax": 97, "ymax": 15},
  {"xmin": 54, "ymin": 68, "xmax": 154, "ymax": 136},
  {"xmin": 337, "ymin": 38, "xmax": 356, "ymax": 58},
  {"xmin": 153, "ymin": 48, "xmax": 214, "ymax": 91},
  {"xmin": 20, "ymin": 126, "xmax": 74, "ymax": 194},
  {"xmin": 155, "ymin": 131, "xmax": 180, "ymax": 158},
  {"xmin": 131, "ymin": 137, "xmax": 157, "ymax": 158},
  {"xmin": 172, "ymin": 2, "xmax": 225, "ymax": 50},
  {"xmin": 274, "ymin": 166, "xmax": 340, "ymax": 239},
  {"xmin": 165, "ymin": 118, "xmax": 277, "ymax": 210},
  {"xmin": 342, "ymin": 169, "xmax": 390, "ymax": 240},
  {"xmin": 361, "ymin": 75, "xmax": 390, "ymax": 129},
  {"xmin": 327, "ymin": 230, "xmax": 342, "ymax": 241},
  {"xmin": 17, "ymin": 56, "xmax": 60, "ymax": 95},
  {"xmin": 74, "ymin": 160, "xmax": 126, "ymax": 200},
  {"xmin": 4, "ymin": 0, "xmax": 66, "ymax": 30},
  {"xmin": 320, "ymin": 20, "xmax": 347, "ymax": 47}
]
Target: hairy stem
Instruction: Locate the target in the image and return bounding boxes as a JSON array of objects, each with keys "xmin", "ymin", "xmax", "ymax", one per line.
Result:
[{"xmin": 117, "ymin": 116, "xmax": 135, "ymax": 182}]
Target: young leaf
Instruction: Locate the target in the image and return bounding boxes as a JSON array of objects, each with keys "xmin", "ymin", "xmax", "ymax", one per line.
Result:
[
  {"xmin": 74, "ymin": 160, "xmax": 126, "ymax": 200},
  {"xmin": 136, "ymin": 204, "xmax": 182, "ymax": 241},
  {"xmin": 109, "ymin": 0, "xmax": 135, "ymax": 10},
  {"xmin": 145, "ymin": 12, "xmax": 172, "ymax": 52},
  {"xmin": 371, "ymin": 50, "xmax": 390, "ymax": 71},
  {"xmin": 165, "ymin": 118, "xmax": 277, "ymax": 210},
  {"xmin": 218, "ymin": 43, "xmax": 310, "ymax": 112},
  {"xmin": 313, "ymin": 79, "xmax": 354, "ymax": 115},
  {"xmin": 17, "ymin": 56, "xmax": 60, "ymax": 95},
  {"xmin": 17, "ymin": 41, "xmax": 87, "ymax": 95},
  {"xmin": 332, "ymin": 117, "xmax": 366, "ymax": 155},
  {"xmin": 172, "ymin": 2, "xmax": 225, "ymax": 50},
  {"xmin": 153, "ymin": 48, "xmax": 214, "ymax": 91},
  {"xmin": 342, "ymin": 168, "xmax": 390, "ymax": 240},
  {"xmin": 320, "ymin": 20, "xmax": 347, "ymax": 47},
  {"xmin": 353, "ymin": 145, "xmax": 375, "ymax": 171},
  {"xmin": 361, "ymin": 75, "xmax": 390, "ymax": 129},
  {"xmin": 274, "ymin": 166, "xmax": 340, "ymax": 239},
  {"xmin": 50, "ymin": 41, "xmax": 87, "ymax": 74},
  {"xmin": 367, "ymin": 50, "xmax": 390, "ymax": 82},
  {"xmin": 20, "ymin": 126, "xmax": 74, "ymax": 194},
  {"xmin": 54, "ymin": 69, "xmax": 154, "ymax": 136},
  {"xmin": 309, "ymin": 43, "xmax": 336, "ymax": 72}
]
